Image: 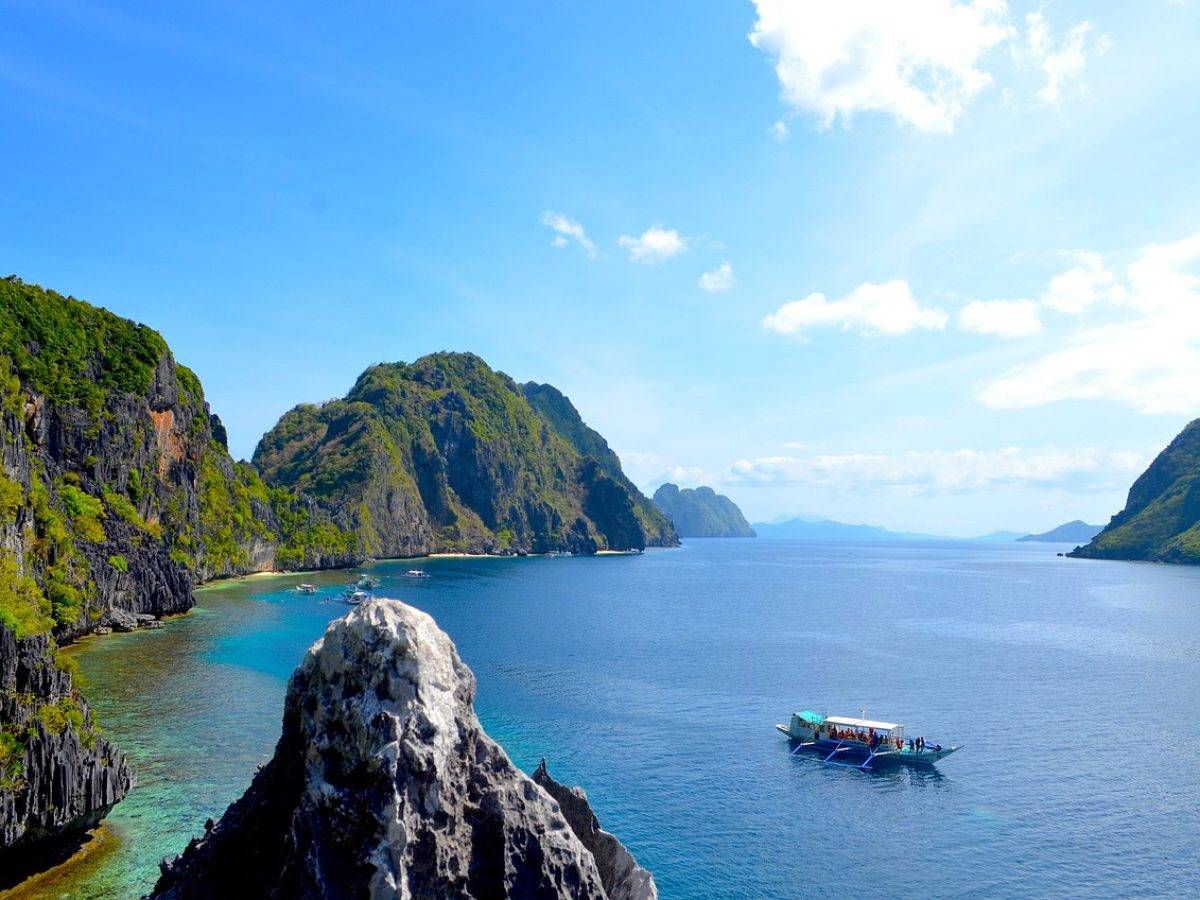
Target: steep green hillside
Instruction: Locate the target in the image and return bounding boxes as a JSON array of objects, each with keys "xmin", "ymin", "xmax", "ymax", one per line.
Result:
[
  {"xmin": 255, "ymin": 354, "xmax": 676, "ymax": 555},
  {"xmin": 0, "ymin": 277, "xmax": 356, "ymax": 640},
  {"xmin": 521, "ymin": 382, "xmax": 676, "ymax": 547},
  {"xmin": 1072, "ymin": 420, "xmax": 1200, "ymax": 562},
  {"xmin": 652, "ymin": 483, "xmax": 756, "ymax": 538}
]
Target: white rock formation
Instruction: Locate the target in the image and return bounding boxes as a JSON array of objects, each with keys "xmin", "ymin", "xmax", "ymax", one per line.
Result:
[{"xmin": 153, "ymin": 600, "xmax": 655, "ymax": 899}]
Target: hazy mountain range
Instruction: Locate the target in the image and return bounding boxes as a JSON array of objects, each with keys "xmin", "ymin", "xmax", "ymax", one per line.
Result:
[{"xmin": 751, "ymin": 515, "xmax": 1096, "ymax": 543}]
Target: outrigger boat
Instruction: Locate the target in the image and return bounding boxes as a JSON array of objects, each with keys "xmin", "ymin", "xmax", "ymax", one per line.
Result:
[
  {"xmin": 296, "ymin": 583, "xmax": 316, "ymax": 595},
  {"xmin": 357, "ymin": 574, "xmax": 381, "ymax": 589},
  {"xmin": 402, "ymin": 569, "xmax": 430, "ymax": 579},
  {"xmin": 777, "ymin": 710, "xmax": 960, "ymax": 769},
  {"xmin": 342, "ymin": 588, "xmax": 371, "ymax": 605}
]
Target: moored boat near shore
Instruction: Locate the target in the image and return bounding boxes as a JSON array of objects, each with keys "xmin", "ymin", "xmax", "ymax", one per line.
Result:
[{"xmin": 777, "ymin": 710, "xmax": 960, "ymax": 769}]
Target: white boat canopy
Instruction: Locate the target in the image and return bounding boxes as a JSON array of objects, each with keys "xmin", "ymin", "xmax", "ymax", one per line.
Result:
[{"xmin": 822, "ymin": 715, "xmax": 902, "ymax": 732}]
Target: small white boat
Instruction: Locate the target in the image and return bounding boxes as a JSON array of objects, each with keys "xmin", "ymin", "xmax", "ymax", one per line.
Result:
[
  {"xmin": 296, "ymin": 583, "xmax": 316, "ymax": 595},
  {"xmin": 342, "ymin": 589, "xmax": 371, "ymax": 605},
  {"xmin": 776, "ymin": 710, "xmax": 960, "ymax": 769},
  {"xmin": 402, "ymin": 569, "xmax": 430, "ymax": 579},
  {"xmin": 357, "ymin": 574, "xmax": 380, "ymax": 589}
]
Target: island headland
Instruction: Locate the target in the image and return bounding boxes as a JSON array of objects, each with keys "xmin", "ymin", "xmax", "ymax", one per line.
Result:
[
  {"xmin": 1071, "ymin": 419, "xmax": 1200, "ymax": 563},
  {"xmin": 651, "ymin": 483, "xmax": 756, "ymax": 538}
]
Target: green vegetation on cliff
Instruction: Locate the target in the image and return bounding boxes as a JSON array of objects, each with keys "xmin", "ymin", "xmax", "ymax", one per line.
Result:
[
  {"xmin": 255, "ymin": 353, "xmax": 677, "ymax": 555},
  {"xmin": 0, "ymin": 278, "xmax": 168, "ymax": 419},
  {"xmin": 651, "ymin": 483, "xmax": 756, "ymax": 538},
  {"xmin": 0, "ymin": 277, "xmax": 358, "ymax": 640},
  {"xmin": 1073, "ymin": 420, "xmax": 1200, "ymax": 563},
  {"xmin": 522, "ymin": 382, "xmax": 677, "ymax": 547}
]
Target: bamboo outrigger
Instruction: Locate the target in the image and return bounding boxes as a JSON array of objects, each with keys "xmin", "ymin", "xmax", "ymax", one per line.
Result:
[{"xmin": 777, "ymin": 710, "xmax": 960, "ymax": 769}]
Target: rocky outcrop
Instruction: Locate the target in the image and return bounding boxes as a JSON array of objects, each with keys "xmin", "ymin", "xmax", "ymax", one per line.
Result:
[
  {"xmin": 532, "ymin": 760, "xmax": 657, "ymax": 900},
  {"xmin": 0, "ymin": 625, "xmax": 132, "ymax": 882},
  {"xmin": 152, "ymin": 600, "xmax": 653, "ymax": 898},
  {"xmin": 254, "ymin": 353, "xmax": 678, "ymax": 556},
  {"xmin": 652, "ymin": 483, "xmax": 756, "ymax": 538}
]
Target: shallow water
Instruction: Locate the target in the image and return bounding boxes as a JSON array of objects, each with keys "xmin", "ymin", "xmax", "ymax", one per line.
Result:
[{"xmin": 38, "ymin": 540, "xmax": 1200, "ymax": 897}]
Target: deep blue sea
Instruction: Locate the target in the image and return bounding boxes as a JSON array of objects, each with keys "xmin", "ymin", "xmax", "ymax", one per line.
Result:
[{"xmin": 36, "ymin": 540, "xmax": 1200, "ymax": 897}]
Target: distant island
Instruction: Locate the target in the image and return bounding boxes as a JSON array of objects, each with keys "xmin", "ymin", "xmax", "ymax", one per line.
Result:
[
  {"xmin": 1072, "ymin": 419, "xmax": 1200, "ymax": 563},
  {"xmin": 652, "ymin": 484, "xmax": 755, "ymax": 538},
  {"xmin": 975, "ymin": 530, "xmax": 1028, "ymax": 542},
  {"xmin": 751, "ymin": 516, "xmax": 947, "ymax": 542},
  {"xmin": 1017, "ymin": 520, "xmax": 1102, "ymax": 543}
]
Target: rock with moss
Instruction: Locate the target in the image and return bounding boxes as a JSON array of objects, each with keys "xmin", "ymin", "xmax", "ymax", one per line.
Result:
[
  {"xmin": 254, "ymin": 353, "xmax": 677, "ymax": 555},
  {"xmin": 651, "ymin": 483, "xmax": 755, "ymax": 538},
  {"xmin": 1072, "ymin": 420, "xmax": 1200, "ymax": 563}
]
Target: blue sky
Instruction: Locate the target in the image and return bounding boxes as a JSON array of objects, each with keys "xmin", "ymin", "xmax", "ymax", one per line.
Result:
[{"xmin": 4, "ymin": 0, "xmax": 1200, "ymax": 535}]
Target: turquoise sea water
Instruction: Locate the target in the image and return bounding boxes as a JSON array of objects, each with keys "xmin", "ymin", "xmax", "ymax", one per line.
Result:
[{"xmin": 39, "ymin": 540, "xmax": 1200, "ymax": 897}]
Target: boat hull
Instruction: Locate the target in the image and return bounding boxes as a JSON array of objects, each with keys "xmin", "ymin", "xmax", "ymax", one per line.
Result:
[{"xmin": 776, "ymin": 724, "xmax": 959, "ymax": 766}]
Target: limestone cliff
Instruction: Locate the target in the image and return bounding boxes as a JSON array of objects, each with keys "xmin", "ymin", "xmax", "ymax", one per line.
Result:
[
  {"xmin": 254, "ymin": 353, "xmax": 678, "ymax": 556},
  {"xmin": 533, "ymin": 760, "xmax": 657, "ymax": 900},
  {"xmin": 152, "ymin": 600, "xmax": 655, "ymax": 899},
  {"xmin": 0, "ymin": 624, "xmax": 132, "ymax": 884},
  {"xmin": 0, "ymin": 277, "xmax": 358, "ymax": 869},
  {"xmin": 521, "ymin": 383, "xmax": 677, "ymax": 549}
]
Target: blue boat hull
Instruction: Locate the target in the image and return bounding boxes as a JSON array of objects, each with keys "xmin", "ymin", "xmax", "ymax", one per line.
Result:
[{"xmin": 776, "ymin": 724, "xmax": 959, "ymax": 767}]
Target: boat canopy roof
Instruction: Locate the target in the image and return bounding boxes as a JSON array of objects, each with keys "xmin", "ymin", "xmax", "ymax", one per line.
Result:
[
  {"xmin": 823, "ymin": 715, "xmax": 902, "ymax": 732},
  {"xmin": 797, "ymin": 710, "xmax": 825, "ymax": 725}
]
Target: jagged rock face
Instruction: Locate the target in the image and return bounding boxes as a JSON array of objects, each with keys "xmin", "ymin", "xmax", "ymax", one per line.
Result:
[
  {"xmin": 532, "ymin": 761, "xmax": 657, "ymax": 900},
  {"xmin": 154, "ymin": 600, "xmax": 652, "ymax": 898},
  {"xmin": 254, "ymin": 353, "xmax": 677, "ymax": 556},
  {"xmin": 0, "ymin": 278, "xmax": 362, "ymax": 638},
  {"xmin": 0, "ymin": 625, "xmax": 132, "ymax": 877},
  {"xmin": 651, "ymin": 483, "xmax": 756, "ymax": 539}
]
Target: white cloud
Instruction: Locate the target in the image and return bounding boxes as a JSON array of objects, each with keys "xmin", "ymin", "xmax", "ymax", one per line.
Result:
[
  {"xmin": 698, "ymin": 261, "xmax": 736, "ymax": 293},
  {"xmin": 1041, "ymin": 251, "xmax": 1125, "ymax": 314},
  {"xmin": 958, "ymin": 298, "xmax": 1042, "ymax": 337},
  {"xmin": 979, "ymin": 233, "xmax": 1200, "ymax": 413},
  {"xmin": 748, "ymin": 0, "xmax": 1013, "ymax": 133},
  {"xmin": 618, "ymin": 226, "xmax": 687, "ymax": 262},
  {"xmin": 540, "ymin": 211, "xmax": 596, "ymax": 258},
  {"xmin": 762, "ymin": 280, "xmax": 948, "ymax": 337},
  {"xmin": 724, "ymin": 446, "xmax": 1145, "ymax": 495},
  {"xmin": 619, "ymin": 451, "xmax": 714, "ymax": 490},
  {"xmin": 1019, "ymin": 12, "xmax": 1108, "ymax": 106},
  {"xmin": 768, "ymin": 119, "xmax": 789, "ymax": 142}
]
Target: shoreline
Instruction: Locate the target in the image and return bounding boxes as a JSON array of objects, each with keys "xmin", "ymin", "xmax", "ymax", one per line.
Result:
[
  {"xmin": 0, "ymin": 826, "xmax": 119, "ymax": 899},
  {"xmin": 195, "ymin": 547, "xmax": 657, "ymax": 589}
]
